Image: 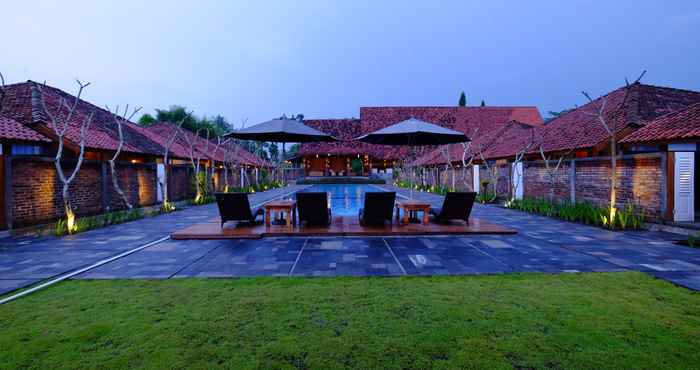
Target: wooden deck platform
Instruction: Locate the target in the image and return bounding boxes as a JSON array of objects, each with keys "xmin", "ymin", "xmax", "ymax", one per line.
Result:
[{"xmin": 171, "ymin": 216, "xmax": 516, "ymax": 239}]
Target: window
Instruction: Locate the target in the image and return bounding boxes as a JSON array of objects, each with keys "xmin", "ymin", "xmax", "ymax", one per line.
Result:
[{"xmin": 11, "ymin": 144, "xmax": 44, "ymax": 155}]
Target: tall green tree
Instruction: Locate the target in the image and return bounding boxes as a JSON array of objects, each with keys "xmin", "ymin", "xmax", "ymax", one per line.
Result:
[
  {"xmin": 544, "ymin": 108, "xmax": 573, "ymax": 123},
  {"xmin": 458, "ymin": 91, "xmax": 466, "ymax": 107},
  {"xmin": 138, "ymin": 105, "xmax": 231, "ymax": 137},
  {"xmin": 268, "ymin": 143, "xmax": 279, "ymax": 162},
  {"xmin": 480, "ymin": 100, "xmax": 486, "ymax": 107},
  {"xmin": 286, "ymin": 143, "xmax": 300, "ymax": 159},
  {"xmin": 138, "ymin": 113, "xmax": 157, "ymax": 126}
]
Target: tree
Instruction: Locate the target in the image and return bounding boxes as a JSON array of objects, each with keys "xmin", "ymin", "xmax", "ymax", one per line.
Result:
[
  {"xmin": 208, "ymin": 136, "xmax": 227, "ymax": 192},
  {"xmin": 508, "ymin": 130, "xmax": 536, "ymax": 203},
  {"xmin": 268, "ymin": 142, "xmax": 279, "ymax": 162},
  {"xmin": 476, "ymin": 141, "xmax": 500, "ymax": 202},
  {"xmin": 159, "ymin": 116, "xmax": 187, "ymax": 211},
  {"xmin": 0, "ymin": 72, "xmax": 5, "ymax": 111},
  {"xmin": 38, "ymin": 80, "xmax": 95, "ymax": 233},
  {"xmin": 544, "ymin": 108, "xmax": 573, "ymax": 123},
  {"xmin": 211, "ymin": 115, "xmax": 232, "ymax": 134},
  {"xmin": 581, "ymin": 70, "xmax": 646, "ymax": 225},
  {"xmin": 182, "ymin": 128, "xmax": 210, "ymax": 203},
  {"xmin": 480, "ymin": 100, "xmax": 486, "ymax": 107},
  {"xmin": 286, "ymin": 143, "xmax": 300, "ymax": 159},
  {"xmin": 138, "ymin": 105, "xmax": 230, "ymax": 137},
  {"xmin": 458, "ymin": 128, "xmax": 479, "ymax": 191},
  {"xmin": 106, "ymin": 104, "xmax": 142, "ymax": 210},
  {"xmin": 458, "ymin": 91, "xmax": 466, "ymax": 107},
  {"xmin": 439, "ymin": 144, "xmax": 456, "ymax": 190},
  {"xmin": 222, "ymin": 140, "xmax": 241, "ymax": 192},
  {"xmin": 138, "ymin": 113, "xmax": 157, "ymax": 126}
]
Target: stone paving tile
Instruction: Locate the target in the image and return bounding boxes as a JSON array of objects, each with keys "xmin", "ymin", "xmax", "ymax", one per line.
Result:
[
  {"xmin": 0, "ymin": 250, "xmax": 115, "ymax": 279},
  {"xmin": 175, "ymin": 238, "xmax": 305, "ymax": 277},
  {"xmin": 561, "ymin": 242, "xmax": 700, "ymax": 272},
  {"xmin": 0, "ymin": 279, "xmax": 40, "ymax": 295},
  {"xmin": 76, "ymin": 240, "xmax": 223, "ymax": 279},
  {"xmin": 649, "ymin": 271, "xmax": 700, "ymax": 291},
  {"xmin": 465, "ymin": 237, "xmax": 625, "ymax": 273},
  {"xmin": 0, "ymin": 186, "xmax": 306, "ymax": 290},
  {"xmin": 292, "ymin": 238, "xmax": 403, "ymax": 277},
  {"xmin": 3, "ymin": 185, "xmax": 700, "ymax": 294},
  {"xmin": 386, "ymin": 237, "xmax": 510, "ymax": 275}
]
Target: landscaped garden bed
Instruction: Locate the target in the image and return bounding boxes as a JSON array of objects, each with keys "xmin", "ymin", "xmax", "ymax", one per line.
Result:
[{"xmin": 505, "ymin": 197, "xmax": 646, "ymax": 230}]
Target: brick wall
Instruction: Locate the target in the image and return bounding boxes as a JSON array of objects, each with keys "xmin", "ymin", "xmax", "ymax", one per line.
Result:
[
  {"xmin": 169, "ymin": 165, "xmax": 193, "ymax": 201},
  {"xmin": 520, "ymin": 153, "xmax": 663, "ymax": 219},
  {"xmin": 8, "ymin": 157, "xmax": 201, "ymax": 228},
  {"xmin": 477, "ymin": 163, "xmax": 511, "ymax": 196},
  {"xmin": 402, "ymin": 153, "xmax": 664, "ymax": 219},
  {"xmin": 523, "ymin": 161, "xmax": 571, "ymax": 201},
  {"xmin": 574, "ymin": 155, "xmax": 663, "ymax": 218},
  {"xmin": 106, "ymin": 164, "xmax": 157, "ymax": 211},
  {"xmin": 438, "ymin": 167, "xmax": 474, "ymax": 191},
  {"xmin": 11, "ymin": 158, "xmax": 102, "ymax": 227}
]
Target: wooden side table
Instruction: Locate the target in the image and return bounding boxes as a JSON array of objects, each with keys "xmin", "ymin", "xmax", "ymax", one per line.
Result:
[
  {"xmin": 395, "ymin": 200, "xmax": 431, "ymax": 225},
  {"xmin": 264, "ymin": 200, "xmax": 296, "ymax": 227}
]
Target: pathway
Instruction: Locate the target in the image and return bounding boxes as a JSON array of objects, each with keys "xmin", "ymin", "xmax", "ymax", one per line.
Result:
[
  {"xmin": 0, "ymin": 185, "xmax": 305, "ymax": 295},
  {"xmin": 1, "ymin": 185, "xmax": 700, "ymax": 297}
]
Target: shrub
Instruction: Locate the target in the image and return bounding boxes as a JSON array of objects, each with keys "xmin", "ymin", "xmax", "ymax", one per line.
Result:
[
  {"xmin": 506, "ymin": 197, "xmax": 645, "ymax": 231},
  {"xmin": 54, "ymin": 209, "xmax": 146, "ymax": 237},
  {"xmin": 688, "ymin": 232, "xmax": 700, "ymax": 248},
  {"xmin": 476, "ymin": 191, "xmax": 497, "ymax": 204}
]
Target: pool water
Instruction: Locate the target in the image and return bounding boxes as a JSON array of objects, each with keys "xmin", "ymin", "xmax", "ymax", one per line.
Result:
[{"xmin": 296, "ymin": 184, "xmax": 384, "ymax": 216}]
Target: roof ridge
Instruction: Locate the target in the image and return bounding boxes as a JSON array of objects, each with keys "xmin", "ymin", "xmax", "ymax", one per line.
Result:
[
  {"xmin": 636, "ymin": 82, "xmax": 700, "ymax": 95},
  {"xmin": 29, "ymin": 81, "xmax": 50, "ymax": 124},
  {"xmin": 641, "ymin": 100, "xmax": 700, "ymax": 124}
]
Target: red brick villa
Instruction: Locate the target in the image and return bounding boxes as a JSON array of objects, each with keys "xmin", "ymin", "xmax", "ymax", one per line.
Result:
[
  {"xmin": 299, "ymin": 83, "xmax": 700, "ymax": 224},
  {"xmin": 297, "ymin": 106, "xmax": 543, "ymax": 176},
  {"xmin": 1, "ymin": 79, "xmax": 699, "ymax": 229},
  {"xmin": 0, "ymin": 81, "xmax": 265, "ymax": 229}
]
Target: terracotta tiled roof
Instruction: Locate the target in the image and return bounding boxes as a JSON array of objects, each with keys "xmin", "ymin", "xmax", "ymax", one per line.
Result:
[
  {"xmin": 416, "ymin": 83, "xmax": 700, "ymax": 165},
  {"xmin": 144, "ymin": 122, "xmax": 267, "ymax": 166},
  {"xmin": 296, "ymin": 119, "xmax": 380, "ymax": 157},
  {"xmin": 1, "ymin": 81, "xmax": 167, "ymax": 155},
  {"xmin": 298, "ymin": 106, "xmax": 543, "ymax": 160},
  {"xmin": 0, "ymin": 114, "xmax": 51, "ymax": 142},
  {"xmin": 531, "ymin": 83, "xmax": 700, "ymax": 154},
  {"xmin": 620, "ymin": 102, "xmax": 700, "ymax": 144},
  {"xmin": 415, "ymin": 120, "xmax": 536, "ymax": 165},
  {"xmin": 1, "ymin": 81, "xmax": 264, "ymax": 165}
]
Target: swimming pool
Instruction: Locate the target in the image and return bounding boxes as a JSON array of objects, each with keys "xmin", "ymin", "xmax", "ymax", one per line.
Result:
[{"xmin": 296, "ymin": 184, "xmax": 385, "ymax": 216}]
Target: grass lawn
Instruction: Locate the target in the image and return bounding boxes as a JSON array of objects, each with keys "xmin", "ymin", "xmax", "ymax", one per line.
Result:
[{"xmin": 1, "ymin": 272, "xmax": 699, "ymax": 369}]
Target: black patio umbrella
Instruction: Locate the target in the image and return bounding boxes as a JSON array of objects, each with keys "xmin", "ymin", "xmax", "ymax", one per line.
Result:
[
  {"xmin": 225, "ymin": 116, "xmax": 336, "ymax": 160},
  {"xmin": 225, "ymin": 116, "xmax": 336, "ymax": 223},
  {"xmin": 355, "ymin": 117, "xmax": 470, "ymax": 199},
  {"xmin": 355, "ymin": 117, "xmax": 469, "ymax": 146}
]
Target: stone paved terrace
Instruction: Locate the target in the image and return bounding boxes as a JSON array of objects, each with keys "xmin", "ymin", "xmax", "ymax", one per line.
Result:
[
  {"xmin": 0, "ymin": 185, "xmax": 306, "ymax": 295},
  {"xmin": 1, "ymin": 184, "xmax": 700, "ymax": 296}
]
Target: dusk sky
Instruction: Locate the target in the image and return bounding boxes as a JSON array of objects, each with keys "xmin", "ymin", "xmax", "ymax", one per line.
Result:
[{"xmin": 4, "ymin": 1, "xmax": 700, "ymax": 128}]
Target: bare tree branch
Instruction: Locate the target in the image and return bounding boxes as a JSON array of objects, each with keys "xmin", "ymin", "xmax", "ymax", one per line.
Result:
[
  {"xmin": 105, "ymin": 104, "xmax": 142, "ymax": 209},
  {"xmin": 37, "ymin": 80, "xmax": 94, "ymax": 231},
  {"xmin": 0, "ymin": 72, "xmax": 5, "ymax": 111},
  {"xmin": 580, "ymin": 71, "xmax": 646, "ymax": 223}
]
